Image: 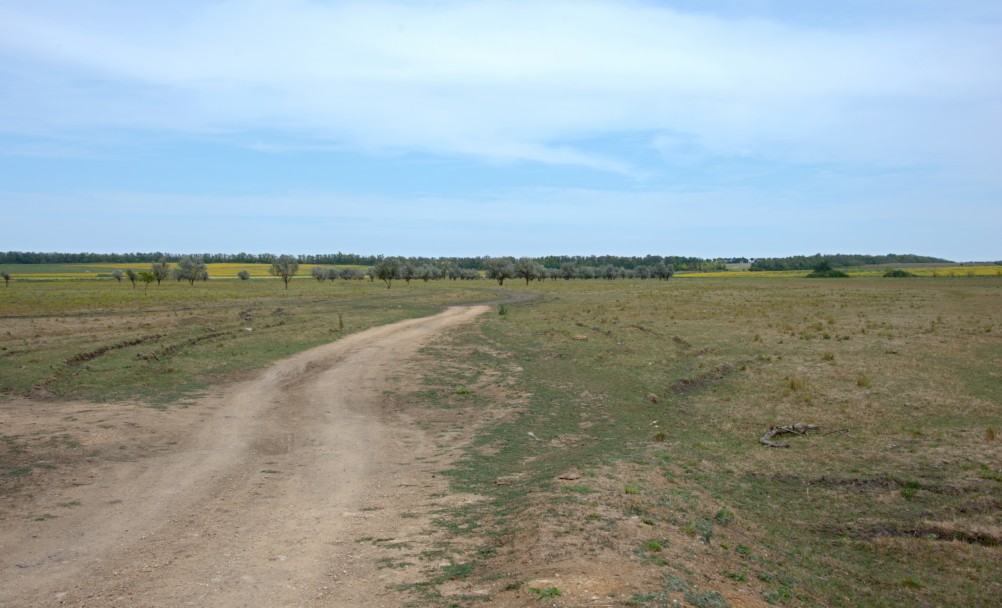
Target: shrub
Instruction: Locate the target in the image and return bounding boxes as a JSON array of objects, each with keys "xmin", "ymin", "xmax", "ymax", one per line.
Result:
[
  {"xmin": 884, "ymin": 269, "xmax": 916, "ymax": 277},
  {"xmin": 806, "ymin": 261, "xmax": 849, "ymax": 278}
]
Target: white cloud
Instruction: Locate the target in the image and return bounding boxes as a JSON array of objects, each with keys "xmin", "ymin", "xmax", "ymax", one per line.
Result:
[{"xmin": 0, "ymin": 0, "xmax": 999, "ymax": 175}]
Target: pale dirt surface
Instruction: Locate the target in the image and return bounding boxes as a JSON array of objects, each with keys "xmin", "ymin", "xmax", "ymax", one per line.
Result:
[{"xmin": 1, "ymin": 305, "xmax": 490, "ymax": 608}]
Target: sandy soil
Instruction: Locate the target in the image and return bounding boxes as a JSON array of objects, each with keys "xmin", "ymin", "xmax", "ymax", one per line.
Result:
[{"xmin": 1, "ymin": 305, "xmax": 490, "ymax": 608}]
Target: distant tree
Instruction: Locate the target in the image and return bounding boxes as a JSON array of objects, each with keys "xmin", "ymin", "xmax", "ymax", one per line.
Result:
[
  {"xmin": 237, "ymin": 270, "xmax": 251, "ymax": 281},
  {"xmin": 374, "ymin": 259, "xmax": 400, "ymax": 289},
  {"xmin": 416, "ymin": 265, "xmax": 435, "ymax": 282},
  {"xmin": 484, "ymin": 257, "xmax": 515, "ymax": 286},
  {"xmin": 138, "ymin": 270, "xmax": 156, "ymax": 293},
  {"xmin": 111, "ymin": 269, "xmax": 124, "ymax": 283},
  {"xmin": 339, "ymin": 268, "xmax": 364, "ymax": 280},
  {"xmin": 311, "ymin": 265, "xmax": 328, "ymax": 282},
  {"xmin": 652, "ymin": 262, "xmax": 675, "ymax": 280},
  {"xmin": 269, "ymin": 255, "xmax": 299, "ymax": 289},
  {"xmin": 175, "ymin": 255, "xmax": 208, "ymax": 286},
  {"xmin": 400, "ymin": 262, "xmax": 416, "ymax": 284},
  {"xmin": 560, "ymin": 262, "xmax": 577, "ymax": 280},
  {"xmin": 806, "ymin": 260, "xmax": 849, "ymax": 278},
  {"xmin": 635, "ymin": 265, "xmax": 651, "ymax": 280},
  {"xmin": 1, "ymin": 271, "xmax": 10, "ymax": 287},
  {"xmin": 514, "ymin": 257, "xmax": 543, "ymax": 285},
  {"xmin": 150, "ymin": 258, "xmax": 171, "ymax": 286},
  {"xmin": 126, "ymin": 268, "xmax": 138, "ymax": 288}
]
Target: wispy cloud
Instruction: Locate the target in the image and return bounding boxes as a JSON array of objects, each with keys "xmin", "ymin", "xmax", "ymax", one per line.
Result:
[{"xmin": 1, "ymin": 0, "xmax": 999, "ymax": 176}]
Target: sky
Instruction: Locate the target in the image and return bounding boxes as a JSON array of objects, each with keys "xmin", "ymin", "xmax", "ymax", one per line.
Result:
[{"xmin": 1, "ymin": 0, "xmax": 1000, "ymax": 260}]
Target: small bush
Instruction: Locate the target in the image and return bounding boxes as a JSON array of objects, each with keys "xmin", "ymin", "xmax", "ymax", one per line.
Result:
[
  {"xmin": 884, "ymin": 269, "xmax": 915, "ymax": 278},
  {"xmin": 856, "ymin": 373, "xmax": 870, "ymax": 388}
]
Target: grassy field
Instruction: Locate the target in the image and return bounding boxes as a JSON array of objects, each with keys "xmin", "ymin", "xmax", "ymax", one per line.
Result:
[
  {"xmin": 401, "ymin": 277, "xmax": 1001, "ymax": 606},
  {"xmin": 687, "ymin": 265, "xmax": 1002, "ymax": 278},
  {"xmin": 0, "ymin": 277, "xmax": 495, "ymax": 403},
  {"xmin": 0, "ymin": 262, "xmax": 367, "ymax": 279},
  {"xmin": 2, "ymin": 273, "xmax": 1000, "ymax": 606}
]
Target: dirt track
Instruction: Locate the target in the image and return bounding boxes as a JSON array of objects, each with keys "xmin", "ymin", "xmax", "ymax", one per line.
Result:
[{"xmin": 1, "ymin": 305, "xmax": 490, "ymax": 607}]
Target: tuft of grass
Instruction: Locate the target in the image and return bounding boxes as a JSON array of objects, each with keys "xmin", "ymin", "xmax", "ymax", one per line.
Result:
[
  {"xmin": 787, "ymin": 376, "xmax": 808, "ymax": 392},
  {"xmin": 714, "ymin": 507, "xmax": 734, "ymax": 526},
  {"xmin": 528, "ymin": 586, "xmax": 562, "ymax": 598},
  {"xmin": 856, "ymin": 372, "xmax": 871, "ymax": 388}
]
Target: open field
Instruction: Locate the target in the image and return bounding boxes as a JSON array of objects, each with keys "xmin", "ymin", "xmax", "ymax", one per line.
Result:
[
  {"xmin": 3, "ymin": 262, "xmax": 1001, "ymax": 280},
  {"xmin": 686, "ymin": 265, "xmax": 1002, "ymax": 278},
  {"xmin": 0, "ymin": 263, "xmax": 368, "ymax": 279},
  {"xmin": 400, "ymin": 277, "xmax": 1002, "ymax": 606},
  {"xmin": 0, "ymin": 278, "xmax": 493, "ymax": 402},
  {"xmin": 2, "ymin": 275, "xmax": 1000, "ymax": 606}
]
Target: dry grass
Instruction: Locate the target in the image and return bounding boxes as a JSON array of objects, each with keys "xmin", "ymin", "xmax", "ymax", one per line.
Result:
[{"xmin": 401, "ymin": 277, "xmax": 1002, "ymax": 606}]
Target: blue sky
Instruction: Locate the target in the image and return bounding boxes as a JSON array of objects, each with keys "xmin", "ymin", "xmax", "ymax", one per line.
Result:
[{"xmin": 1, "ymin": 0, "xmax": 999, "ymax": 260}]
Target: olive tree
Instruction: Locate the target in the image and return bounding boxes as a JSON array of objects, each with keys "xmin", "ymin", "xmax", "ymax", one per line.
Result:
[
  {"xmin": 175, "ymin": 255, "xmax": 208, "ymax": 285},
  {"xmin": 311, "ymin": 265, "xmax": 329, "ymax": 282},
  {"xmin": 126, "ymin": 268, "xmax": 138, "ymax": 288},
  {"xmin": 269, "ymin": 255, "xmax": 299, "ymax": 290},
  {"xmin": 652, "ymin": 262, "xmax": 675, "ymax": 280},
  {"xmin": 110, "ymin": 269, "xmax": 124, "ymax": 283},
  {"xmin": 237, "ymin": 270, "xmax": 250, "ymax": 280},
  {"xmin": 484, "ymin": 257, "xmax": 515, "ymax": 286},
  {"xmin": 514, "ymin": 257, "xmax": 543, "ymax": 285},
  {"xmin": 400, "ymin": 262, "xmax": 416, "ymax": 284},
  {"xmin": 151, "ymin": 258, "xmax": 171, "ymax": 286},
  {"xmin": 374, "ymin": 259, "xmax": 400, "ymax": 289}
]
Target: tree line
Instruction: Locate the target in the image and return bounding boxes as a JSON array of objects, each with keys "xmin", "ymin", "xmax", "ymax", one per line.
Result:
[
  {"xmin": 749, "ymin": 253, "xmax": 952, "ymax": 271},
  {"xmin": 0, "ymin": 250, "xmax": 736, "ymax": 272}
]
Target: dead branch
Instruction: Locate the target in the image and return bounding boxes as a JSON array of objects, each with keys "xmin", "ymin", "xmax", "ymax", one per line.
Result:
[{"xmin": 759, "ymin": 422, "xmax": 821, "ymax": 448}]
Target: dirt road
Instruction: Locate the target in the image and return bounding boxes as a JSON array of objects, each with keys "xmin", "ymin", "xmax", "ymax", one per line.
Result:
[{"xmin": 1, "ymin": 305, "xmax": 490, "ymax": 607}]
